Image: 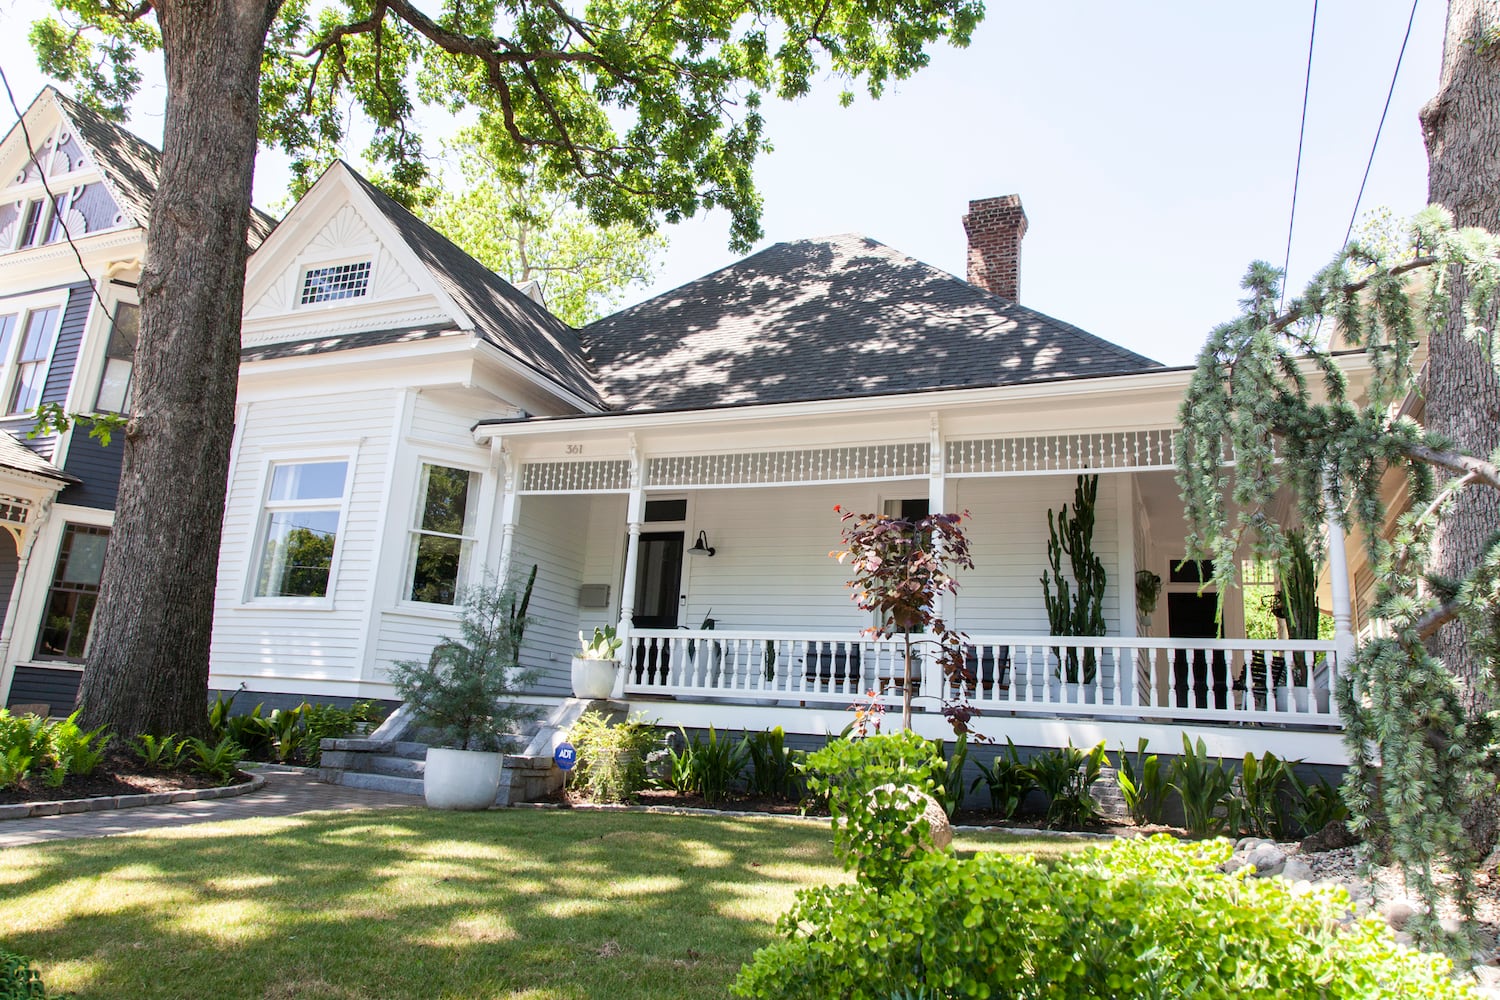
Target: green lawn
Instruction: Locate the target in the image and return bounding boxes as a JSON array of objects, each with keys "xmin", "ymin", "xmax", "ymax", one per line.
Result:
[{"xmin": 0, "ymin": 809, "xmax": 1082, "ymax": 999}]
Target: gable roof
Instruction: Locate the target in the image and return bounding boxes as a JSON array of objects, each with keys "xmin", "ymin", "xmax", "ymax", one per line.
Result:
[
  {"xmin": 33, "ymin": 89, "xmax": 277, "ymax": 248},
  {"xmin": 344, "ymin": 168, "xmax": 605, "ymax": 408},
  {"xmin": 581, "ymin": 234, "xmax": 1160, "ymax": 412},
  {"xmin": 0, "ymin": 431, "xmax": 78, "ymax": 485}
]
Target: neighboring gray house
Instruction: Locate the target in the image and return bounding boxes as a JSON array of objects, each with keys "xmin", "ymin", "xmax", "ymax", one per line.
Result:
[{"xmin": 0, "ymin": 88, "xmax": 273, "ymax": 713}]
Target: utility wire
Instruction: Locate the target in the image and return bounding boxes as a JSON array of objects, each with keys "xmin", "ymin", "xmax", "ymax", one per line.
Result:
[
  {"xmin": 0, "ymin": 65, "xmax": 113, "ymax": 320},
  {"xmin": 1280, "ymin": 0, "xmax": 1319, "ymax": 312},
  {"xmin": 1342, "ymin": 0, "xmax": 1422, "ymax": 249}
]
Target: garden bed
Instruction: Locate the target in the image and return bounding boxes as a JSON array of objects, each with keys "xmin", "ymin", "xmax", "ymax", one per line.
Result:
[{"xmin": 0, "ymin": 749, "xmax": 228, "ymax": 807}]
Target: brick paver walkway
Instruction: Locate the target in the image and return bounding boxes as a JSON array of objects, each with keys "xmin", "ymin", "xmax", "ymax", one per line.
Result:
[{"xmin": 0, "ymin": 766, "xmax": 418, "ymax": 849}]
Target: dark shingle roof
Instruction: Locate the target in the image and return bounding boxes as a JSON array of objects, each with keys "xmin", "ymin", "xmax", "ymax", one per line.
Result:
[
  {"xmin": 242, "ymin": 325, "xmax": 463, "ymax": 363},
  {"xmin": 48, "ymin": 90, "xmax": 278, "ymax": 248},
  {"xmin": 0, "ymin": 431, "xmax": 78, "ymax": 484},
  {"xmin": 345, "ymin": 169, "xmax": 605, "ymax": 408},
  {"xmin": 581, "ymin": 234, "xmax": 1160, "ymax": 412}
]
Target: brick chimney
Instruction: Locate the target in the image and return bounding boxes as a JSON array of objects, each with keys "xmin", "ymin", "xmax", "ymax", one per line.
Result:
[{"xmin": 962, "ymin": 195, "xmax": 1028, "ymax": 302}]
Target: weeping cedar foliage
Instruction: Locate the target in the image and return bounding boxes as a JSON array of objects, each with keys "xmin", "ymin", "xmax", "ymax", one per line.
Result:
[{"xmin": 1176, "ymin": 206, "xmax": 1500, "ymax": 948}]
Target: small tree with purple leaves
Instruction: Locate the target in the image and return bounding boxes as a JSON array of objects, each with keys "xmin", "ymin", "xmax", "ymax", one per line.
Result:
[{"xmin": 831, "ymin": 506, "xmax": 975, "ymax": 729}]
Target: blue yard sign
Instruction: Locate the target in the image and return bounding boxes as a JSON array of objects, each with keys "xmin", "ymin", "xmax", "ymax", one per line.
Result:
[{"xmin": 553, "ymin": 742, "xmax": 578, "ymax": 771}]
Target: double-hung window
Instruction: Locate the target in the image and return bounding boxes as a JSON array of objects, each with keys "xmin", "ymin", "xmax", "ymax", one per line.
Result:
[
  {"xmin": 407, "ymin": 464, "xmax": 480, "ymax": 606},
  {"xmin": 252, "ymin": 460, "xmax": 350, "ymax": 599},
  {"xmin": 0, "ymin": 304, "xmax": 60, "ymax": 415},
  {"xmin": 94, "ymin": 302, "xmax": 139, "ymax": 414},
  {"xmin": 36, "ymin": 524, "xmax": 110, "ymax": 660}
]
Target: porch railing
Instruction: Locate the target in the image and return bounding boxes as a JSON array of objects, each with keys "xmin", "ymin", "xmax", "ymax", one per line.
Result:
[{"xmin": 623, "ymin": 629, "xmax": 1342, "ymax": 728}]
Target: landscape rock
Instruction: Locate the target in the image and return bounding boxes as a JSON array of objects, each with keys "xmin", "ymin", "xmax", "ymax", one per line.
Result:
[
  {"xmin": 1280, "ymin": 857, "xmax": 1313, "ymax": 883},
  {"xmin": 1245, "ymin": 842, "xmax": 1287, "ymax": 877},
  {"xmin": 1299, "ymin": 820, "xmax": 1358, "ymax": 853},
  {"xmin": 1382, "ymin": 899, "xmax": 1418, "ymax": 931}
]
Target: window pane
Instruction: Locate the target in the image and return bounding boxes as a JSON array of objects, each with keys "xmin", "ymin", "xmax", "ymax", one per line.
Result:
[
  {"xmin": 9, "ymin": 363, "xmax": 45, "ymax": 414},
  {"xmin": 644, "ymin": 499, "xmax": 687, "ymax": 522},
  {"xmin": 105, "ymin": 303, "xmax": 139, "ymax": 360},
  {"xmin": 18, "ymin": 307, "xmax": 58, "ymax": 362},
  {"xmin": 268, "ymin": 461, "xmax": 347, "ymax": 502},
  {"xmin": 300, "ymin": 261, "xmax": 371, "ymax": 304},
  {"xmin": 60, "ymin": 530, "xmax": 109, "ymax": 584},
  {"xmin": 95, "ymin": 358, "xmax": 133, "ymax": 413},
  {"xmin": 418, "ymin": 465, "xmax": 475, "ymax": 535},
  {"xmin": 256, "ymin": 510, "xmax": 340, "ymax": 597},
  {"xmin": 409, "ymin": 534, "xmax": 465, "ymax": 605},
  {"xmin": 0, "ymin": 314, "xmax": 15, "ymax": 359}
]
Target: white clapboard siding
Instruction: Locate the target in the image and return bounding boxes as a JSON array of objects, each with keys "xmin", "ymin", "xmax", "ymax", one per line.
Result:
[
  {"xmin": 954, "ymin": 475, "xmax": 1122, "ymax": 635},
  {"xmin": 575, "ymin": 494, "xmax": 627, "ymax": 634},
  {"xmin": 409, "ymin": 392, "xmax": 500, "ymax": 453},
  {"xmin": 210, "ymin": 389, "xmax": 396, "ymax": 685},
  {"xmin": 510, "ymin": 494, "xmax": 591, "ymax": 694},
  {"xmin": 685, "ymin": 484, "xmax": 870, "ymax": 632}
]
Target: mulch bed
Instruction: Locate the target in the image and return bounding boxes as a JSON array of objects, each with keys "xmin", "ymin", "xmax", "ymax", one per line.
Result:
[{"xmin": 0, "ymin": 749, "xmax": 223, "ymax": 806}]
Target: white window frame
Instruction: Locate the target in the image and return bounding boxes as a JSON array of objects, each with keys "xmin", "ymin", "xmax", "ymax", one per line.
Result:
[
  {"xmin": 295, "ymin": 253, "xmax": 377, "ymax": 308},
  {"xmin": 243, "ymin": 451, "xmax": 357, "ymax": 608},
  {"xmin": 400, "ymin": 459, "xmax": 485, "ymax": 609},
  {"xmin": 0, "ymin": 292, "xmax": 65, "ymax": 418},
  {"xmin": 91, "ymin": 298, "xmax": 140, "ymax": 415}
]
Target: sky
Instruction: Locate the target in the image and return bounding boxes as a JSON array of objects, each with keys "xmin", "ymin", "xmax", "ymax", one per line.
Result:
[{"xmin": 0, "ymin": 0, "xmax": 1448, "ymax": 366}]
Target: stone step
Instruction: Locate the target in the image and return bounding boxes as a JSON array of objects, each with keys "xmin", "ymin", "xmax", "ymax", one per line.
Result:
[
  {"xmin": 370, "ymin": 755, "xmax": 425, "ymax": 778},
  {"xmin": 336, "ymin": 771, "xmax": 424, "ymax": 797},
  {"xmin": 389, "ymin": 741, "xmax": 430, "ymax": 760}
]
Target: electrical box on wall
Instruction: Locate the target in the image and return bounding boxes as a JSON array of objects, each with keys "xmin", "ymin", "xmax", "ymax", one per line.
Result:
[{"xmin": 578, "ymin": 584, "xmax": 611, "ymax": 608}]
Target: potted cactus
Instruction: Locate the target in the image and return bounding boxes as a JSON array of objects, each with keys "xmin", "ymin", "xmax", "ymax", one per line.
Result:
[
  {"xmin": 572, "ymin": 625, "xmax": 623, "ymax": 699},
  {"xmin": 1041, "ymin": 474, "xmax": 1107, "ymax": 702}
]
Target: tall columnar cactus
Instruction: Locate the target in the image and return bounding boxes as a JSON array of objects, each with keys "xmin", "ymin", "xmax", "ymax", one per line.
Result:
[{"xmin": 1041, "ymin": 474, "xmax": 1107, "ymax": 683}]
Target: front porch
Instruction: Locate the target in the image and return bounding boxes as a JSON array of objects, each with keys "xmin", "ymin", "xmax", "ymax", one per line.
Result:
[
  {"xmin": 618, "ymin": 628, "xmax": 1348, "ymax": 763},
  {"xmin": 474, "ymin": 376, "xmax": 1359, "ymax": 767}
]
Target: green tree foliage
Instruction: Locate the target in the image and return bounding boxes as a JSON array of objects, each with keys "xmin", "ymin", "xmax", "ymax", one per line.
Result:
[
  {"xmin": 1176, "ymin": 206, "xmax": 1500, "ymax": 945},
  {"xmin": 34, "ymin": 0, "xmax": 983, "ymax": 251},
  {"xmin": 421, "ymin": 130, "xmax": 665, "ymax": 326}
]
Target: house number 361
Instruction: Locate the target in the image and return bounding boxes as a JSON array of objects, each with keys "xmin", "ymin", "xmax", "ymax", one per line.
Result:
[{"xmin": 565, "ymin": 444, "xmax": 584, "ymax": 455}]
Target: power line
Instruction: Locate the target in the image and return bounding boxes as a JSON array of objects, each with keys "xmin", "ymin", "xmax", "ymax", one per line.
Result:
[
  {"xmin": 1280, "ymin": 0, "xmax": 1319, "ymax": 312},
  {"xmin": 0, "ymin": 65, "xmax": 112, "ymax": 320},
  {"xmin": 1343, "ymin": 0, "xmax": 1423, "ymax": 249}
]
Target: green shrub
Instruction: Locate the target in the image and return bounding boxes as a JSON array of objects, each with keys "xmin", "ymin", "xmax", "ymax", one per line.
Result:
[
  {"xmin": 931, "ymin": 734, "xmax": 969, "ymax": 817},
  {"xmin": 0, "ymin": 949, "xmax": 49, "ymax": 999},
  {"xmin": 301, "ymin": 703, "xmax": 359, "ymax": 765},
  {"xmin": 803, "ymin": 731, "xmax": 949, "ymax": 885},
  {"xmin": 221, "ymin": 705, "xmax": 272, "ymax": 759},
  {"xmin": 133, "ymin": 733, "xmax": 186, "ymax": 770},
  {"xmin": 0, "ymin": 711, "xmax": 47, "ymax": 788},
  {"xmin": 666, "ymin": 727, "xmax": 748, "ymax": 804},
  {"xmin": 969, "ymin": 738, "xmax": 1035, "ymax": 820},
  {"xmin": 1232, "ymin": 751, "xmax": 1295, "ymax": 840},
  {"xmin": 732, "ymin": 836, "xmax": 1480, "ymax": 1000},
  {"xmin": 567, "ymin": 712, "xmax": 659, "ymax": 803},
  {"xmin": 745, "ymin": 727, "xmax": 803, "ymax": 800},
  {"xmin": 1171, "ymin": 734, "xmax": 1235, "ymax": 836},
  {"xmin": 1117, "ymin": 738, "xmax": 1170, "ymax": 826},
  {"xmin": 185, "ymin": 737, "xmax": 246, "ymax": 784},
  {"xmin": 47, "ymin": 712, "xmax": 110, "ymax": 778},
  {"xmin": 1289, "ymin": 770, "xmax": 1351, "ymax": 835},
  {"xmin": 1029, "ymin": 741, "xmax": 1108, "ymax": 828},
  {"xmin": 0, "ymin": 746, "xmax": 34, "ymax": 789}
]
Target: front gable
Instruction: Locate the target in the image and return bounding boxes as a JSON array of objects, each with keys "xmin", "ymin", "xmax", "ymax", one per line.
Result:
[
  {"xmin": 0, "ymin": 91, "xmax": 132, "ymax": 255},
  {"xmin": 241, "ymin": 163, "xmax": 469, "ymax": 348}
]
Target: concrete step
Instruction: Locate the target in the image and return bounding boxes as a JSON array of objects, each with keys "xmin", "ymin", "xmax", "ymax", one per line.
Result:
[
  {"xmin": 337, "ymin": 771, "xmax": 424, "ymax": 797},
  {"xmin": 370, "ymin": 755, "xmax": 425, "ymax": 778}
]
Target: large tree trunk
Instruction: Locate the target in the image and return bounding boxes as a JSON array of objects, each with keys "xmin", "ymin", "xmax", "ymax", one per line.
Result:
[
  {"xmin": 1419, "ymin": 0, "xmax": 1500, "ymax": 852},
  {"xmin": 76, "ymin": 0, "xmax": 281, "ymax": 737}
]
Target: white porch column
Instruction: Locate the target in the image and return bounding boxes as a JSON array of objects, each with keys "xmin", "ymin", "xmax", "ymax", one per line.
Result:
[
  {"xmin": 493, "ymin": 443, "xmax": 520, "ymax": 586},
  {"xmin": 0, "ymin": 495, "xmax": 54, "ymax": 705},
  {"xmin": 614, "ymin": 436, "xmax": 644, "ymax": 698},
  {"xmin": 1324, "ymin": 484, "xmax": 1357, "ymax": 667},
  {"xmin": 1115, "ymin": 473, "xmax": 1137, "ymax": 706},
  {"xmin": 926, "ymin": 413, "xmax": 952, "ymax": 698}
]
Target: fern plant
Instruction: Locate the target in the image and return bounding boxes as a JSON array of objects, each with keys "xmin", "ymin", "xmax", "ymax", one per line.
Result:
[{"xmin": 1116, "ymin": 738, "xmax": 1170, "ymax": 826}]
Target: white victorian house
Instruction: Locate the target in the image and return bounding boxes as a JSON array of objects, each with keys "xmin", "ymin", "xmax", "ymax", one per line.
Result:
[{"xmin": 210, "ymin": 162, "xmax": 1361, "ymax": 765}]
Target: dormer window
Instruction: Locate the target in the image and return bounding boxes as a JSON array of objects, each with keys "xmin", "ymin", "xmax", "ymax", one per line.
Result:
[{"xmin": 299, "ymin": 260, "xmax": 371, "ymax": 305}]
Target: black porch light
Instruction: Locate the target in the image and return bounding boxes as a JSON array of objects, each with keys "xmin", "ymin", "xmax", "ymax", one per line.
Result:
[{"xmin": 688, "ymin": 530, "xmax": 716, "ymax": 557}]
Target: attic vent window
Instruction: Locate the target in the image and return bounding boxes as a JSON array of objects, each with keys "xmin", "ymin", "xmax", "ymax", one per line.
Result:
[{"xmin": 299, "ymin": 261, "xmax": 371, "ymax": 304}]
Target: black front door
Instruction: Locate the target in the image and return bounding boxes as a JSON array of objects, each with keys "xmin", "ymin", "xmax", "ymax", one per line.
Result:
[
  {"xmin": 1169, "ymin": 592, "xmax": 1228, "ymax": 709},
  {"xmin": 632, "ymin": 532, "xmax": 683, "ymax": 683}
]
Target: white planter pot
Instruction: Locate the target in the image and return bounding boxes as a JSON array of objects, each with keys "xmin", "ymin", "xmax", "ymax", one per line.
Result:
[
  {"xmin": 571, "ymin": 656, "xmax": 618, "ymax": 699},
  {"xmin": 423, "ymin": 747, "xmax": 502, "ymax": 810}
]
